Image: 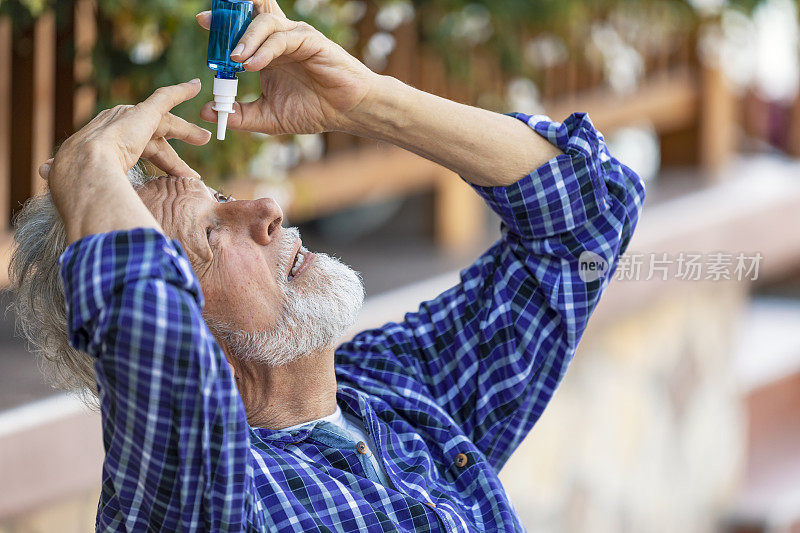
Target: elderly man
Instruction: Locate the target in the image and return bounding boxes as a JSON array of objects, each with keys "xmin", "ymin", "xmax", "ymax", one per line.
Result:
[{"xmin": 10, "ymin": 1, "xmax": 645, "ymax": 531}]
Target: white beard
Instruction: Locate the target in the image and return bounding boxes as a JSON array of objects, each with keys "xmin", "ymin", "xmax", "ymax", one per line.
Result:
[{"xmin": 209, "ymin": 227, "xmax": 365, "ymax": 366}]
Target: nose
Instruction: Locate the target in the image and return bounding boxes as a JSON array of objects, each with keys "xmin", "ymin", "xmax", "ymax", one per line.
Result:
[{"xmin": 229, "ymin": 197, "xmax": 283, "ymax": 245}]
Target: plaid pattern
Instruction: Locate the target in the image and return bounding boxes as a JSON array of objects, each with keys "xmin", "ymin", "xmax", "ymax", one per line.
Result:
[{"xmin": 59, "ymin": 112, "xmax": 645, "ymax": 532}]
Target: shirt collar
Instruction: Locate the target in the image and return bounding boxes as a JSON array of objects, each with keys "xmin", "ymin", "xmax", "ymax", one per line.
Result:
[{"xmin": 247, "ymin": 384, "xmax": 368, "ymax": 447}]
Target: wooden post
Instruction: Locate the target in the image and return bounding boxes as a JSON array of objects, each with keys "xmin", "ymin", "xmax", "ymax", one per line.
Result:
[
  {"xmin": 0, "ymin": 18, "xmax": 11, "ymax": 230},
  {"xmin": 0, "ymin": 17, "xmax": 11, "ymax": 287},
  {"xmin": 699, "ymin": 65, "xmax": 737, "ymax": 178},
  {"xmin": 10, "ymin": 11, "xmax": 56, "ymax": 218},
  {"xmin": 9, "ymin": 19, "xmax": 36, "ymax": 217},
  {"xmin": 31, "ymin": 12, "xmax": 56, "ymax": 196},
  {"xmin": 54, "ymin": 0, "xmax": 96, "ymax": 141},
  {"xmin": 73, "ymin": 0, "xmax": 96, "ymax": 128},
  {"xmin": 433, "ymin": 170, "xmax": 485, "ymax": 252},
  {"xmin": 54, "ymin": 1, "xmax": 75, "ymax": 145},
  {"xmin": 787, "ymin": 93, "xmax": 800, "ymax": 157}
]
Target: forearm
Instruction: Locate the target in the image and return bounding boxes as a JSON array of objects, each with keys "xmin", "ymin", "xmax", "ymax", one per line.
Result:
[
  {"xmin": 344, "ymin": 75, "xmax": 562, "ymax": 187},
  {"xmin": 50, "ymin": 150, "xmax": 161, "ymax": 244}
]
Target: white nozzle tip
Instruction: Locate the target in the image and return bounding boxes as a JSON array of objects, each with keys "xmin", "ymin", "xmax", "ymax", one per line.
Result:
[{"xmin": 217, "ymin": 111, "xmax": 229, "ymax": 140}]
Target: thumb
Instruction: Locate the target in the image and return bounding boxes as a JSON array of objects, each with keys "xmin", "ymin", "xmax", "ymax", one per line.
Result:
[
  {"xmin": 196, "ymin": 10, "xmax": 211, "ymax": 30},
  {"xmin": 200, "ymin": 99, "xmax": 267, "ymax": 134}
]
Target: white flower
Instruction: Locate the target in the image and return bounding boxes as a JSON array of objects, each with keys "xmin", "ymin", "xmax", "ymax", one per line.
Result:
[
  {"xmin": 524, "ymin": 35, "xmax": 568, "ymax": 70},
  {"xmin": 506, "ymin": 78, "xmax": 544, "ymax": 115},
  {"xmin": 363, "ymin": 32, "xmax": 396, "ymax": 71},
  {"xmin": 375, "ymin": 1, "xmax": 415, "ymax": 32},
  {"xmin": 448, "ymin": 4, "xmax": 493, "ymax": 47}
]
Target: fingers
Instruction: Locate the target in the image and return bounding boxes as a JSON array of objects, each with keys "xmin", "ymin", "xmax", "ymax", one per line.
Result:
[
  {"xmin": 200, "ymin": 100, "xmax": 265, "ymax": 133},
  {"xmin": 239, "ymin": 24, "xmax": 317, "ymax": 71},
  {"xmin": 139, "ymin": 79, "xmax": 202, "ymax": 117},
  {"xmin": 154, "ymin": 113, "xmax": 212, "ymax": 146},
  {"xmin": 230, "ymin": 13, "xmax": 297, "ymax": 64},
  {"xmin": 143, "ymin": 138, "xmax": 201, "ymax": 179},
  {"xmin": 196, "ymin": 10, "xmax": 211, "ymax": 30},
  {"xmin": 39, "ymin": 158, "xmax": 55, "ymax": 180}
]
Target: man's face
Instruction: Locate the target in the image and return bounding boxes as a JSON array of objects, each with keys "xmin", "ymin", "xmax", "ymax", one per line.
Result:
[{"xmin": 137, "ymin": 176, "xmax": 364, "ymax": 365}]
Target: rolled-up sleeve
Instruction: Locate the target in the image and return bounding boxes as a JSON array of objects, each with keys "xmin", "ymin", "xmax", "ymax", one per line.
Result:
[
  {"xmin": 60, "ymin": 228, "xmax": 260, "ymax": 531},
  {"xmin": 336, "ymin": 112, "xmax": 646, "ymax": 470},
  {"xmin": 469, "ymin": 112, "xmax": 645, "ymax": 344}
]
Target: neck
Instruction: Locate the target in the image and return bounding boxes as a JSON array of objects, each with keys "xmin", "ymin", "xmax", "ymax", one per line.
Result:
[{"xmin": 227, "ymin": 348, "xmax": 338, "ymax": 430}]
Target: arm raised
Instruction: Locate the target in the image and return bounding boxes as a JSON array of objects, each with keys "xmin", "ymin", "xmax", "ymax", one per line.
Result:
[
  {"xmin": 196, "ymin": 4, "xmax": 561, "ymax": 187},
  {"xmin": 48, "ymin": 80, "xmax": 210, "ymax": 243}
]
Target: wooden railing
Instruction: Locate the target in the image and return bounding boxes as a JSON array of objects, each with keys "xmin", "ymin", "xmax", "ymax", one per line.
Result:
[
  {"xmin": 0, "ymin": 1, "xmax": 777, "ymax": 285},
  {"xmin": 0, "ymin": 1, "xmax": 95, "ymax": 285}
]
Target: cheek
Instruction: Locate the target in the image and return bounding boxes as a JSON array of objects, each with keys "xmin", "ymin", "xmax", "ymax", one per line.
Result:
[{"xmin": 203, "ymin": 246, "xmax": 285, "ymax": 331}]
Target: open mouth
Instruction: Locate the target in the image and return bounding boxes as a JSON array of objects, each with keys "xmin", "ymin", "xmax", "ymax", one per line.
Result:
[{"xmin": 288, "ymin": 245, "xmax": 312, "ymax": 281}]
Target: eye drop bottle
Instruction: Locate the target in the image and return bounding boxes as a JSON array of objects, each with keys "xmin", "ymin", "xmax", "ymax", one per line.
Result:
[{"xmin": 206, "ymin": 0, "xmax": 253, "ymax": 140}]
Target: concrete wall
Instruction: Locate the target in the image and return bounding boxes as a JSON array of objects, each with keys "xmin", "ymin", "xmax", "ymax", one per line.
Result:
[{"xmin": 500, "ymin": 281, "xmax": 748, "ymax": 532}]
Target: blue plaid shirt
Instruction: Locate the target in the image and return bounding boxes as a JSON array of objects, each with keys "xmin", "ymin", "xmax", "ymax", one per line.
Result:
[{"xmin": 59, "ymin": 113, "xmax": 645, "ymax": 532}]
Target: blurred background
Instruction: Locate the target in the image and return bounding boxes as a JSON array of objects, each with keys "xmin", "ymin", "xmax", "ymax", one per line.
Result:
[{"xmin": 0, "ymin": 0, "xmax": 799, "ymax": 531}]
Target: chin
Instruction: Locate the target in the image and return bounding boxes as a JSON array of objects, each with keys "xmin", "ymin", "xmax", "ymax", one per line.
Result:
[{"xmin": 213, "ymin": 252, "xmax": 365, "ymax": 367}]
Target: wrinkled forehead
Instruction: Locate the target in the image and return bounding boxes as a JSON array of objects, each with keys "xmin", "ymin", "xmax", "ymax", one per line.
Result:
[{"xmin": 137, "ymin": 175, "xmax": 215, "ymax": 239}]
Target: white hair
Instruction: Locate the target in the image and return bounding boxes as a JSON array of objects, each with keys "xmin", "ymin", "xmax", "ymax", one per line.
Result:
[{"xmin": 8, "ymin": 163, "xmax": 157, "ymax": 405}]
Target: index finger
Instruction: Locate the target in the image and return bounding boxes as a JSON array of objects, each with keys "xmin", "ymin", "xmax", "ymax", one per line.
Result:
[{"xmin": 139, "ymin": 79, "xmax": 203, "ymax": 117}]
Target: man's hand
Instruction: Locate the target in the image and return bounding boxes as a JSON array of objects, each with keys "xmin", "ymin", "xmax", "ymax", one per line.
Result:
[
  {"xmin": 196, "ymin": 0, "xmax": 378, "ymax": 135},
  {"xmin": 50, "ymin": 79, "xmax": 211, "ymax": 185},
  {"xmin": 48, "ymin": 80, "xmax": 211, "ymax": 243}
]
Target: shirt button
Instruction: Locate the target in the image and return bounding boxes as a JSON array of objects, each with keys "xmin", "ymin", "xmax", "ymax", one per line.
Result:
[
  {"xmin": 356, "ymin": 441, "xmax": 368, "ymax": 454},
  {"xmin": 425, "ymin": 502, "xmax": 437, "ymax": 509},
  {"xmin": 454, "ymin": 453, "xmax": 469, "ymax": 468}
]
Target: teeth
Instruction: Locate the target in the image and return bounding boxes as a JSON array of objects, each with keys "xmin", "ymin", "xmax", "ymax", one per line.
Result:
[{"xmin": 289, "ymin": 248, "xmax": 307, "ymax": 279}]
